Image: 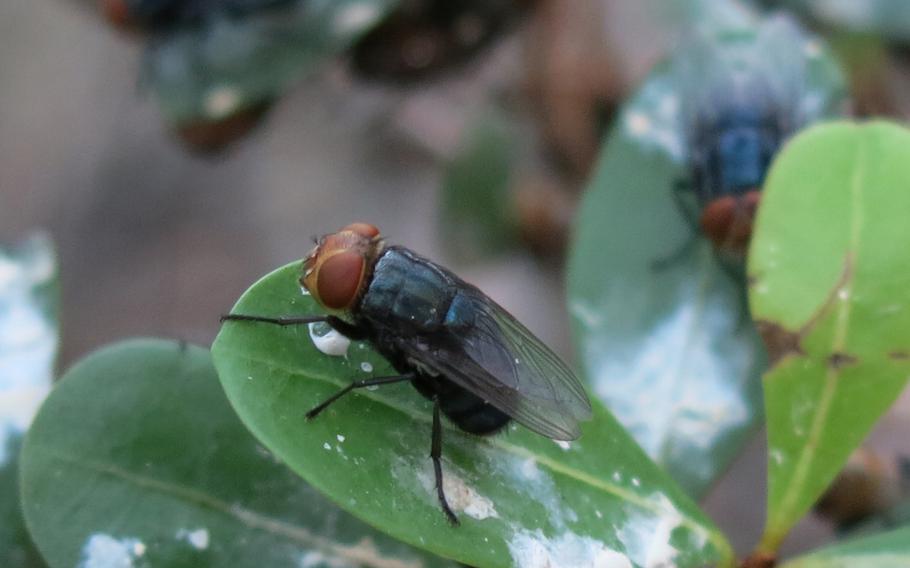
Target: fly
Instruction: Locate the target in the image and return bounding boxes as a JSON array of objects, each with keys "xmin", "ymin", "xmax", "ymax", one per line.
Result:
[
  {"xmin": 633, "ymin": 15, "xmax": 845, "ymax": 263},
  {"xmin": 221, "ymin": 222, "xmax": 593, "ymax": 525},
  {"xmin": 677, "ymin": 83, "xmax": 784, "ymax": 256}
]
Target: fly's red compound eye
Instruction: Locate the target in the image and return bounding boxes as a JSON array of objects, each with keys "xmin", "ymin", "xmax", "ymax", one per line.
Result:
[
  {"xmin": 315, "ymin": 251, "xmax": 366, "ymax": 310},
  {"xmin": 301, "ymin": 223, "xmax": 383, "ymax": 311},
  {"xmin": 700, "ymin": 196, "xmax": 737, "ymax": 248},
  {"xmin": 700, "ymin": 191, "xmax": 762, "ymax": 254}
]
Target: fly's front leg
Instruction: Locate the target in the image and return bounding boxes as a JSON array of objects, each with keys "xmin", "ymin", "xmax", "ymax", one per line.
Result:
[
  {"xmin": 671, "ymin": 178, "xmax": 702, "ymax": 233},
  {"xmin": 306, "ymin": 373, "xmax": 415, "ymax": 419},
  {"xmin": 652, "ymin": 178, "xmax": 700, "ymax": 271},
  {"xmin": 220, "ymin": 313, "xmax": 368, "ymax": 340},
  {"xmin": 431, "ymin": 396, "xmax": 459, "ymax": 526}
]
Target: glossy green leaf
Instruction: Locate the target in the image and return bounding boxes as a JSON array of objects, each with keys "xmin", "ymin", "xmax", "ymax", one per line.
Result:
[
  {"xmin": 148, "ymin": 0, "xmax": 400, "ymax": 124},
  {"xmin": 750, "ymin": 122, "xmax": 910, "ymax": 551},
  {"xmin": 782, "ymin": 526, "xmax": 910, "ymax": 568},
  {"xmin": 0, "ymin": 233, "xmax": 57, "ymax": 568},
  {"xmin": 567, "ymin": 12, "xmax": 846, "ymax": 499},
  {"xmin": 439, "ymin": 110, "xmax": 519, "ymax": 263},
  {"xmin": 212, "ymin": 263, "xmax": 735, "ymax": 568},
  {"xmin": 20, "ymin": 339, "xmax": 453, "ymax": 568},
  {"xmin": 774, "ymin": 0, "xmax": 910, "ymax": 42}
]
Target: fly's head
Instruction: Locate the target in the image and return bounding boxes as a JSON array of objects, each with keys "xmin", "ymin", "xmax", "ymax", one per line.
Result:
[
  {"xmin": 301, "ymin": 223, "xmax": 384, "ymax": 312},
  {"xmin": 699, "ymin": 189, "xmax": 762, "ymax": 256}
]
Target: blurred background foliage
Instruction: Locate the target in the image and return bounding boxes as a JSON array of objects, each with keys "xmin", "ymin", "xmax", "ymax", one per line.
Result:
[{"xmin": 2, "ymin": 0, "xmax": 910, "ymax": 565}]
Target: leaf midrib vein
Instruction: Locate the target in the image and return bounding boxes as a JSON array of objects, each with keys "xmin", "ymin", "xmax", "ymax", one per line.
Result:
[
  {"xmin": 772, "ymin": 130, "xmax": 866, "ymax": 530},
  {"xmin": 31, "ymin": 445, "xmax": 422, "ymax": 568}
]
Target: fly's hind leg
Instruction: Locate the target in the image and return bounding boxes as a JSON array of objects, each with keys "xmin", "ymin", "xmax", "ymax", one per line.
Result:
[{"xmin": 431, "ymin": 396, "xmax": 459, "ymax": 526}]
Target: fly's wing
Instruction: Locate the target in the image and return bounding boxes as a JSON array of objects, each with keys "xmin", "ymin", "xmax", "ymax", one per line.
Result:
[
  {"xmin": 399, "ymin": 286, "xmax": 592, "ymax": 441},
  {"xmin": 679, "ymin": 14, "xmax": 843, "ymax": 149},
  {"xmin": 619, "ymin": 4, "xmax": 755, "ymax": 166}
]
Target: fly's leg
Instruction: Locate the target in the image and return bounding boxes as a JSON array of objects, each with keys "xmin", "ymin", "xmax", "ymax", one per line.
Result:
[
  {"xmin": 306, "ymin": 373, "xmax": 415, "ymax": 419},
  {"xmin": 432, "ymin": 396, "xmax": 459, "ymax": 526},
  {"xmin": 220, "ymin": 313, "xmax": 369, "ymax": 340},
  {"xmin": 671, "ymin": 178, "xmax": 702, "ymax": 233},
  {"xmin": 220, "ymin": 314, "xmax": 328, "ymax": 326},
  {"xmin": 652, "ymin": 178, "xmax": 700, "ymax": 271}
]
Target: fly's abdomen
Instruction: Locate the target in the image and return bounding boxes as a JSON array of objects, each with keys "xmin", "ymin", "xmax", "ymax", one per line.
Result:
[
  {"xmin": 413, "ymin": 375, "xmax": 511, "ymax": 436},
  {"xmin": 359, "ymin": 247, "xmax": 455, "ymax": 332}
]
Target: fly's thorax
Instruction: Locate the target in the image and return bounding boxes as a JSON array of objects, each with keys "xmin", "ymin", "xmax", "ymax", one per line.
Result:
[
  {"xmin": 715, "ymin": 125, "xmax": 778, "ymax": 193},
  {"xmin": 300, "ymin": 223, "xmax": 384, "ymax": 312},
  {"xmin": 358, "ymin": 247, "xmax": 457, "ymax": 332}
]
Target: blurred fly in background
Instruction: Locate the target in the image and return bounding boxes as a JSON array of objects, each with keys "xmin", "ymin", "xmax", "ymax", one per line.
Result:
[{"xmin": 629, "ymin": 14, "xmax": 848, "ymax": 263}]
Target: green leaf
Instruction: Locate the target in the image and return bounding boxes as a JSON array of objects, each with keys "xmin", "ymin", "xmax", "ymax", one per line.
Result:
[
  {"xmin": 781, "ymin": 526, "xmax": 910, "ymax": 568},
  {"xmin": 0, "ymin": 233, "xmax": 57, "ymax": 568},
  {"xmin": 567, "ymin": 12, "xmax": 846, "ymax": 499},
  {"xmin": 750, "ymin": 122, "xmax": 910, "ymax": 551},
  {"xmin": 212, "ymin": 263, "xmax": 735, "ymax": 568},
  {"xmin": 20, "ymin": 339, "xmax": 453, "ymax": 568},
  {"xmin": 148, "ymin": 0, "xmax": 400, "ymax": 124},
  {"xmin": 775, "ymin": 0, "xmax": 910, "ymax": 42},
  {"xmin": 439, "ymin": 111, "xmax": 519, "ymax": 263}
]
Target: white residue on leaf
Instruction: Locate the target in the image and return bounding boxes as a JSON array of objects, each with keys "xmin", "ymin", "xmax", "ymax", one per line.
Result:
[
  {"xmin": 176, "ymin": 527, "xmax": 210, "ymax": 550},
  {"xmin": 412, "ymin": 461, "xmax": 498, "ymax": 520},
  {"xmin": 0, "ymin": 233, "xmax": 56, "ymax": 465},
  {"xmin": 519, "ymin": 457, "xmax": 541, "ymax": 481},
  {"xmin": 570, "ymin": 300, "xmax": 603, "ymax": 329},
  {"xmin": 360, "ymin": 362, "xmax": 373, "ymax": 373},
  {"xmin": 337, "ymin": 434, "xmax": 346, "ymax": 442},
  {"xmin": 488, "ymin": 450, "xmax": 577, "ymax": 529},
  {"xmin": 334, "ymin": 2, "xmax": 382, "ymax": 35},
  {"xmin": 309, "ymin": 321, "xmax": 350, "ymax": 357},
  {"xmin": 770, "ymin": 449, "xmax": 784, "ymax": 466},
  {"xmin": 300, "ymin": 550, "xmax": 356, "ymax": 568},
  {"xmin": 79, "ymin": 534, "xmax": 145, "ymax": 568},
  {"xmin": 555, "ymin": 440, "xmax": 571, "ymax": 451},
  {"xmin": 589, "ymin": 287, "xmax": 753, "ymax": 482},
  {"xmin": 617, "ymin": 494, "xmax": 694, "ymax": 568},
  {"xmin": 324, "ymin": 442, "xmax": 332, "ymax": 451},
  {"xmin": 508, "ymin": 529, "xmax": 632, "ymax": 568},
  {"xmin": 313, "ymin": 537, "xmax": 424, "ymax": 568}
]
